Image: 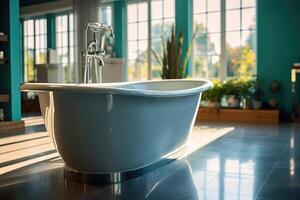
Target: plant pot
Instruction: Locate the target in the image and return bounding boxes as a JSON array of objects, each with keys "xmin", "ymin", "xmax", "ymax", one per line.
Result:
[
  {"xmin": 207, "ymin": 100, "xmax": 220, "ymax": 108},
  {"xmin": 252, "ymin": 100, "xmax": 262, "ymax": 109},
  {"xmin": 269, "ymin": 98, "xmax": 278, "ymax": 109},
  {"xmin": 227, "ymin": 95, "xmax": 240, "ymax": 108}
]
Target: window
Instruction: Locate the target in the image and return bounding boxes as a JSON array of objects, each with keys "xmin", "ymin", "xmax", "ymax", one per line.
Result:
[
  {"xmin": 55, "ymin": 13, "xmax": 75, "ymax": 82},
  {"xmin": 193, "ymin": 0, "xmax": 256, "ymax": 79},
  {"xmin": 23, "ymin": 18, "xmax": 47, "ymax": 82},
  {"xmin": 99, "ymin": 4, "xmax": 113, "ymax": 26},
  {"xmin": 126, "ymin": 0, "xmax": 175, "ymax": 81},
  {"xmin": 151, "ymin": 0, "xmax": 175, "ymax": 79},
  {"xmin": 99, "ymin": 4, "xmax": 114, "ymax": 57}
]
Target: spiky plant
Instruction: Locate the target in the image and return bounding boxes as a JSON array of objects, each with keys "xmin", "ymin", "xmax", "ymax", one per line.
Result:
[{"xmin": 152, "ymin": 25, "xmax": 198, "ymax": 79}]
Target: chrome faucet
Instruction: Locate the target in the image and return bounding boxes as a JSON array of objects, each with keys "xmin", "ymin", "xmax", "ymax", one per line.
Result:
[{"xmin": 82, "ymin": 22, "xmax": 115, "ymax": 83}]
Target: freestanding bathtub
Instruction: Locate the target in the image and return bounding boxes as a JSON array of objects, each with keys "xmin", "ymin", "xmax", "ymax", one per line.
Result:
[{"xmin": 21, "ymin": 80, "xmax": 211, "ymax": 182}]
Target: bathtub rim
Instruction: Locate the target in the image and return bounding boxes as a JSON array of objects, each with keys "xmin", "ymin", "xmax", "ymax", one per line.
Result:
[{"xmin": 20, "ymin": 79, "xmax": 212, "ymax": 97}]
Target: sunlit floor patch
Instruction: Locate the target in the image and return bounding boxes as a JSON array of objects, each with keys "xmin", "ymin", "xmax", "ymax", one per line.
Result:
[{"xmin": 186, "ymin": 126, "xmax": 234, "ymax": 156}]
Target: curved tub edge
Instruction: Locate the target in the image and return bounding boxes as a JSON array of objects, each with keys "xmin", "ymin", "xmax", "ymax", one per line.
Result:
[{"xmin": 64, "ymin": 144, "xmax": 187, "ymax": 183}]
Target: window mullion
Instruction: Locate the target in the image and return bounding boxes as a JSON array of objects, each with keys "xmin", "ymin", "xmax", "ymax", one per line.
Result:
[
  {"xmin": 220, "ymin": 0, "xmax": 227, "ymax": 80},
  {"xmin": 33, "ymin": 19, "xmax": 36, "ymax": 82},
  {"xmin": 148, "ymin": 0, "xmax": 151, "ymax": 80}
]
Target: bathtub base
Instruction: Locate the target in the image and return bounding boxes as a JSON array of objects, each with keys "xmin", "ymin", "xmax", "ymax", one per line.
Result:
[{"xmin": 64, "ymin": 146, "xmax": 187, "ymax": 184}]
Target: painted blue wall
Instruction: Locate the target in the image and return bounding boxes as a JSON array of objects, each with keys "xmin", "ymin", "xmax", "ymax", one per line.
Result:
[
  {"xmin": 9, "ymin": 0, "xmax": 22, "ymax": 121},
  {"xmin": 113, "ymin": 0, "xmax": 126, "ymax": 81},
  {"xmin": 0, "ymin": 0, "xmax": 21, "ymax": 121},
  {"xmin": 175, "ymin": 0, "xmax": 192, "ymax": 76},
  {"xmin": 257, "ymin": 0, "xmax": 300, "ymax": 116}
]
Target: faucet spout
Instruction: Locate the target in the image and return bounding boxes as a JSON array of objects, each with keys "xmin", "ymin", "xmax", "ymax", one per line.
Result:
[{"xmin": 82, "ymin": 22, "xmax": 115, "ymax": 83}]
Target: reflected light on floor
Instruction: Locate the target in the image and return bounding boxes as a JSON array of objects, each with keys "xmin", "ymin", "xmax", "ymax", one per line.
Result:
[
  {"xmin": 0, "ymin": 116, "xmax": 60, "ymax": 176},
  {"xmin": 186, "ymin": 126, "xmax": 234, "ymax": 156},
  {"xmin": 22, "ymin": 116, "xmax": 44, "ymax": 127},
  {"xmin": 290, "ymin": 158, "xmax": 295, "ymax": 176}
]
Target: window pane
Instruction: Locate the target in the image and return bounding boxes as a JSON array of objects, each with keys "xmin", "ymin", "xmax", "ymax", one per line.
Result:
[
  {"xmin": 69, "ymin": 31, "xmax": 74, "ymax": 46},
  {"xmin": 138, "ymin": 22, "xmax": 148, "ymax": 40},
  {"xmin": 152, "ymin": 20, "xmax": 163, "ymax": 38},
  {"xmin": 151, "ymin": 38, "xmax": 162, "ymax": 79},
  {"xmin": 208, "ymin": 33, "xmax": 221, "ymax": 55},
  {"xmin": 227, "ymin": 47, "xmax": 242, "ymax": 77},
  {"xmin": 138, "ymin": 2, "xmax": 148, "ymax": 21},
  {"xmin": 164, "ymin": 0, "xmax": 175, "ymax": 18},
  {"xmin": 35, "ymin": 20, "xmax": 40, "ymax": 34},
  {"xmin": 163, "ymin": 18, "xmax": 174, "ymax": 37},
  {"xmin": 40, "ymin": 19, "xmax": 46, "ymax": 34},
  {"xmin": 207, "ymin": 12, "xmax": 220, "ymax": 33},
  {"xmin": 99, "ymin": 5, "xmax": 112, "ymax": 25},
  {"xmin": 227, "ymin": 31, "xmax": 242, "ymax": 77},
  {"xmin": 139, "ymin": 40, "xmax": 148, "ymax": 52},
  {"xmin": 138, "ymin": 40, "xmax": 148, "ymax": 80},
  {"xmin": 194, "ymin": 14, "xmax": 207, "ymax": 30},
  {"xmin": 227, "ymin": 31, "xmax": 241, "ymax": 48},
  {"xmin": 151, "ymin": 0, "xmax": 163, "ymax": 19},
  {"xmin": 226, "ymin": 10, "xmax": 240, "ymax": 31},
  {"xmin": 242, "ymin": 30, "xmax": 255, "ymax": 48},
  {"xmin": 208, "ymin": 0, "xmax": 220, "ymax": 12},
  {"xmin": 209, "ymin": 55, "xmax": 220, "ymax": 77},
  {"xmin": 69, "ymin": 14, "xmax": 74, "ymax": 30},
  {"xmin": 242, "ymin": 0, "xmax": 255, "ymax": 7},
  {"xmin": 41, "ymin": 35, "xmax": 46, "ymax": 48},
  {"xmin": 226, "ymin": 0, "xmax": 241, "ymax": 10},
  {"xmin": 62, "ymin": 32, "xmax": 68, "ymax": 47},
  {"xmin": 35, "ymin": 36, "xmax": 40, "ymax": 49},
  {"xmin": 70, "ymin": 47, "xmax": 74, "ymax": 63},
  {"xmin": 193, "ymin": 0, "xmax": 206, "ymax": 14},
  {"xmin": 242, "ymin": 8, "xmax": 255, "ymax": 30},
  {"xmin": 127, "ymin": 4, "xmax": 137, "ymax": 23},
  {"xmin": 128, "ymin": 23, "xmax": 137, "ymax": 41},
  {"xmin": 61, "ymin": 15, "xmax": 68, "ymax": 32},
  {"xmin": 241, "ymin": 30, "xmax": 256, "ymax": 75},
  {"xmin": 28, "ymin": 20, "xmax": 34, "ymax": 35},
  {"xmin": 128, "ymin": 41, "xmax": 138, "ymax": 60},
  {"xmin": 28, "ymin": 36, "xmax": 34, "ymax": 49}
]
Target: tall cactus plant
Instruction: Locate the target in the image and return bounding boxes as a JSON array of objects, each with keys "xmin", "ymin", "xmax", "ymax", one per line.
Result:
[{"xmin": 152, "ymin": 25, "xmax": 198, "ymax": 79}]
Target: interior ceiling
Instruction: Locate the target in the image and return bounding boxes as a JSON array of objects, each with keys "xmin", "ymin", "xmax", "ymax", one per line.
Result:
[{"xmin": 20, "ymin": 0, "xmax": 59, "ymax": 7}]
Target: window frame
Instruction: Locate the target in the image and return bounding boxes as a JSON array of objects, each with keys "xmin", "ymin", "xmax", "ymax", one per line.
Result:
[
  {"xmin": 55, "ymin": 11, "xmax": 75, "ymax": 83},
  {"xmin": 191, "ymin": 0, "xmax": 257, "ymax": 80},
  {"xmin": 125, "ymin": 0, "xmax": 175, "ymax": 81},
  {"xmin": 99, "ymin": 2, "xmax": 114, "ymax": 26},
  {"xmin": 22, "ymin": 16, "xmax": 47, "ymax": 82}
]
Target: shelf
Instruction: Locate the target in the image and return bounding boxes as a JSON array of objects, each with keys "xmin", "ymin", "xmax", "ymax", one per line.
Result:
[
  {"xmin": 0, "ymin": 58, "xmax": 7, "ymax": 65},
  {"xmin": 0, "ymin": 120, "xmax": 25, "ymax": 134},
  {"xmin": 0, "ymin": 94, "xmax": 10, "ymax": 103},
  {"xmin": 0, "ymin": 34, "xmax": 8, "ymax": 42},
  {"xmin": 196, "ymin": 108, "xmax": 279, "ymax": 123}
]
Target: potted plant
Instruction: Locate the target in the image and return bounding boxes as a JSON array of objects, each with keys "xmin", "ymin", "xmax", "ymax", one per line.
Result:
[
  {"xmin": 248, "ymin": 79, "xmax": 263, "ymax": 109},
  {"xmin": 152, "ymin": 25, "xmax": 198, "ymax": 79},
  {"xmin": 223, "ymin": 79, "xmax": 241, "ymax": 108},
  {"xmin": 269, "ymin": 80, "xmax": 280, "ymax": 109},
  {"xmin": 201, "ymin": 80, "xmax": 224, "ymax": 108}
]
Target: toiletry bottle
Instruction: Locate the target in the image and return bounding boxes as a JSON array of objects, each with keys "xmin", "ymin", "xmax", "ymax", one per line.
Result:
[{"xmin": 0, "ymin": 108, "xmax": 4, "ymax": 121}]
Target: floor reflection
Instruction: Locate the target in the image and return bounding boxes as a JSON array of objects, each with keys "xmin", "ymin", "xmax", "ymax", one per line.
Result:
[{"xmin": 1, "ymin": 119, "xmax": 300, "ymax": 199}]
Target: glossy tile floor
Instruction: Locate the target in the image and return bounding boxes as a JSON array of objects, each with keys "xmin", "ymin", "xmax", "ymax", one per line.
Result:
[{"xmin": 0, "ymin": 118, "xmax": 300, "ymax": 200}]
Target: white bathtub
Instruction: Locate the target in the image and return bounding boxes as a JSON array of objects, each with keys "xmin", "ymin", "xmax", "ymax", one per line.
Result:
[{"xmin": 20, "ymin": 80, "xmax": 211, "ymax": 180}]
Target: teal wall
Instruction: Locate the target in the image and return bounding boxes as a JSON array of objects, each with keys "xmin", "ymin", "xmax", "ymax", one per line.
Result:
[
  {"xmin": 0, "ymin": 0, "xmax": 21, "ymax": 121},
  {"xmin": 113, "ymin": 0, "xmax": 126, "ymax": 81},
  {"xmin": 257, "ymin": 0, "xmax": 300, "ymax": 116},
  {"xmin": 46, "ymin": 13, "xmax": 56, "ymax": 49},
  {"xmin": 175, "ymin": 0, "xmax": 192, "ymax": 76}
]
